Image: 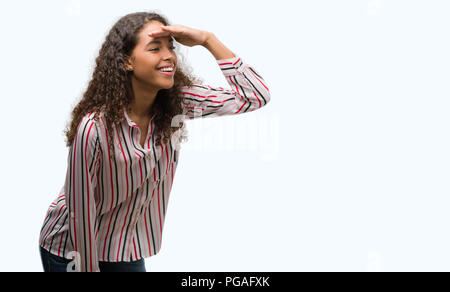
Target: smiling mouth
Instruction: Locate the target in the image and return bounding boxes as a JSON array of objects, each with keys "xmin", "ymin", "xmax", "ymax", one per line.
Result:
[
  {"xmin": 157, "ymin": 64, "xmax": 175, "ymax": 72},
  {"xmin": 157, "ymin": 67, "xmax": 175, "ymax": 76},
  {"xmin": 158, "ymin": 70, "xmax": 174, "ymax": 77}
]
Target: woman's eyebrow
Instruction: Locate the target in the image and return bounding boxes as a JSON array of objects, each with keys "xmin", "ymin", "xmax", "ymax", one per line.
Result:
[{"xmin": 146, "ymin": 37, "xmax": 174, "ymax": 47}]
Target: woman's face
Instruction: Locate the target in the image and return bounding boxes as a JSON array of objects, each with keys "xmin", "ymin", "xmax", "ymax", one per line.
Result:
[{"xmin": 127, "ymin": 21, "xmax": 178, "ymax": 90}]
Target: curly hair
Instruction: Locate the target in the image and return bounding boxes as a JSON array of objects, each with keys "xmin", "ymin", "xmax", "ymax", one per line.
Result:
[{"xmin": 64, "ymin": 11, "xmax": 201, "ymax": 160}]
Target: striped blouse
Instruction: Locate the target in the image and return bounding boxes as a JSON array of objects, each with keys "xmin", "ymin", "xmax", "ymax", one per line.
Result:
[{"xmin": 38, "ymin": 54, "xmax": 271, "ymax": 272}]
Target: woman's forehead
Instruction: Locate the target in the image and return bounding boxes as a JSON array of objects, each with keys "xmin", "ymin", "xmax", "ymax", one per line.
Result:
[
  {"xmin": 138, "ymin": 22, "xmax": 173, "ymax": 43},
  {"xmin": 144, "ymin": 21, "xmax": 164, "ymax": 30}
]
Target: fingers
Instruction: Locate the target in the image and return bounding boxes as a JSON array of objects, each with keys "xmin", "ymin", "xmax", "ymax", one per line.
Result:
[
  {"xmin": 161, "ymin": 25, "xmax": 178, "ymax": 31},
  {"xmin": 148, "ymin": 25, "xmax": 178, "ymax": 37},
  {"xmin": 159, "ymin": 25, "xmax": 185, "ymax": 35},
  {"xmin": 148, "ymin": 31, "xmax": 171, "ymax": 37}
]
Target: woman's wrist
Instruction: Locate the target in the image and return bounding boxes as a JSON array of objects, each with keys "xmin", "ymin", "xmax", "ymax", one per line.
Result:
[{"xmin": 202, "ymin": 31, "xmax": 215, "ymax": 47}]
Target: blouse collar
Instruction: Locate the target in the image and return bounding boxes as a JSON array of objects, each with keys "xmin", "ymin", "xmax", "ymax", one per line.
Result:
[{"xmin": 123, "ymin": 109, "xmax": 155, "ymax": 128}]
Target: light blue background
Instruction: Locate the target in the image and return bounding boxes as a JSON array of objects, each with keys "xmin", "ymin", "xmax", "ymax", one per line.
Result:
[{"xmin": 0, "ymin": 0, "xmax": 449, "ymax": 272}]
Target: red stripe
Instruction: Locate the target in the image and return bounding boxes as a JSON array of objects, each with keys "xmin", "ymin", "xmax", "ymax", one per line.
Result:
[
  {"xmin": 144, "ymin": 209, "xmax": 151, "ymax": 256},
  {"xmin": 57, "ymin": 232, "xmax": 64, "ymax": 257},
  {"xmin": 236, "ymin": 102, "xmax": 246, "ymax": 114},
  {"xmin": 133, "ymin": 237, "xmax": 138, "ymax": 260},
  {"xmin": 249, "ymin": 69, "xmax": 269, "ymax": 92},
  {"xmin": 151, "ymin": 191, "xmax": 160, "ymax": 247},
  {"xmin": 183, "ymin": 92, "xmax": 221, "ymax": 99},
  {"xmin": 157, "ymin": 186, "xmax": 162, "ymax": 234},
  {"xmin": 116, "ymin": 126, "xmax": 129, "ymax": 199},
  {"xmin": 138, "ymin": 160, "xmax": 143, "ymax": 184},
  {"xmin": 144, "ymin": 187, "xmax": 155, "ymax": 256},
  {"xmin": 207, "ymin": 85, "xmax": 224, "ymax": 90},
  {"xmin": 163, "ymin": 142, "xmax": 169, "ymax": 175}
]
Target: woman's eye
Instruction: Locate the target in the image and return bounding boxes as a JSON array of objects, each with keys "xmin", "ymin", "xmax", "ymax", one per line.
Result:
[{"xmin": 149, "ymin": 46, "xmax": 176, "ymax": 52}]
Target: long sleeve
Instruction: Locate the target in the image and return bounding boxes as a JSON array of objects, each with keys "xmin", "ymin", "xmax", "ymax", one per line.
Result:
[
  {"xmin": 181, "ymin": 55, "xmax": 271, "ymax": 120},
  {"xmin": 64, "ymin": 114, "xmax": 102, "ymax": 272}
]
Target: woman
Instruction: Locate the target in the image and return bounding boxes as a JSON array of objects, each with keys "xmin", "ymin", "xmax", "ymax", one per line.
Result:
[{"xmin": 38, "ymin": 11, "xmax": 270, "ymax": 272}]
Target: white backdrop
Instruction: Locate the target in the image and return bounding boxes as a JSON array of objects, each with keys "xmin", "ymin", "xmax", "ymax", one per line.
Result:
[{"xmin": 0, "ymin": 0, "xmax": 449, "ymax": 272}]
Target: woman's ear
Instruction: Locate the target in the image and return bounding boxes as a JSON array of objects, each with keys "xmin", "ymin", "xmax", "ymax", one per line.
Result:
[{"xmin": 125, "ymin": 55, "xmax": 134, "ymax": 71}]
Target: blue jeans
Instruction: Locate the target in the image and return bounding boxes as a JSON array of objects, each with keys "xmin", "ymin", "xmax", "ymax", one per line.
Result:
[{"xmin": 39, "ymin": 246, "xmax": 146, "ymax": 272}]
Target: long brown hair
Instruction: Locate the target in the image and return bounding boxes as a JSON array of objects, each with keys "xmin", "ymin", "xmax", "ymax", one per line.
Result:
[{"xmin": 64, "ymin": 11, "xmax": 201, "ymax": 160}]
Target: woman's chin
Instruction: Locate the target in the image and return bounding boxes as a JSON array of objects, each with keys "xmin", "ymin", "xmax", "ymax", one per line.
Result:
[{"xmin": 160, "ymin": 81, "xmax": 175, "ymax": 90}]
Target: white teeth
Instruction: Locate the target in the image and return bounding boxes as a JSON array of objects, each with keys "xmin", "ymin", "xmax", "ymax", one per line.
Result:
[{"xmin": 159, "ymin": 67, "xmax": 174, "ymax": 72}]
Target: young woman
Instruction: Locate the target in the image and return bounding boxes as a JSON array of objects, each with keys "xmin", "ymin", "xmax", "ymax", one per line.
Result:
[{"xmin": 38, "ymin": 11, "xmax": 270, "ymax": 272}]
